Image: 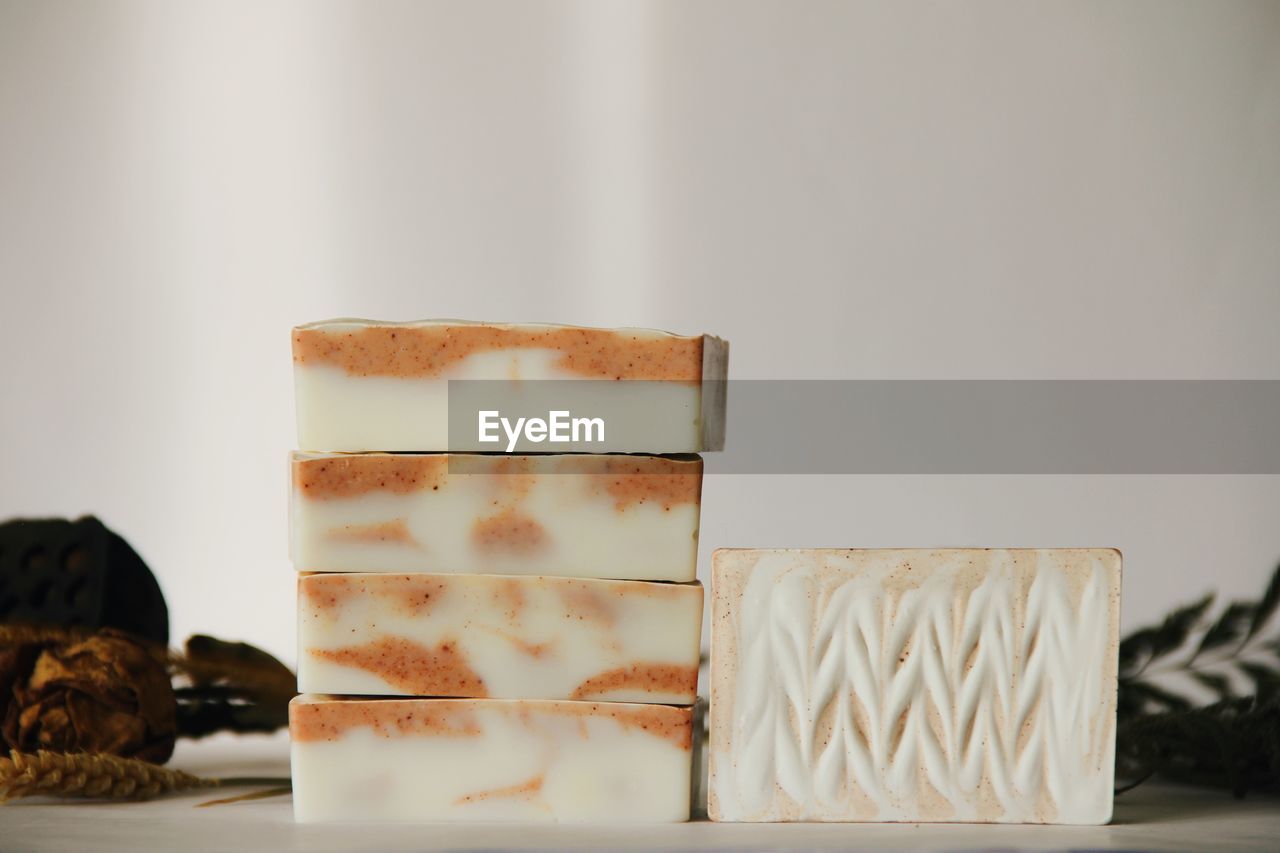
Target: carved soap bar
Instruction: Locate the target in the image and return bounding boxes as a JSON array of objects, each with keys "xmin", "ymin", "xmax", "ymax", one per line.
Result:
[
  {"xmin": 292, "ymin": 319, "xmax": 728, "ymax": 452},
  {"xmin": 290, "ymin": 695, "xmax": 694, "ymax": 822},
  {"xmin": 708, "ymin": 548, "xmax": 1121, "ymax": 825},
  {"xmin": 290, "ymin": 452, "xmax": 702, "ymax": 581},
  {"xmin": 297, "ymin": 572, "xmax": 703, "ymax": 702}
]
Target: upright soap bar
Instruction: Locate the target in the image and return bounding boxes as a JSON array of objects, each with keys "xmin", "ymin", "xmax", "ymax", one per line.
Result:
[
  {"xmin": 292, "ymin": 320, "xmax": 728, "ymax": 453},
  {"xmin": 290, "ymin": 695, "xmax": 694, "ymax": 823},
  {"xmin": 708, "ymin": 548, "xmax": 1121, "ymax": 825},
  {"xmin": 290, "ymin": 452, "xmax": 702, "ymax": 581},
  {"xmin": 298, "ymin": 572, "xmax": 703, "ymax": 702}
]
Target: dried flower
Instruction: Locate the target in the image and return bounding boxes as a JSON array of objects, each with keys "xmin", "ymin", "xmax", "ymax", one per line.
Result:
[{"xmin": 1, "ymin": 628, "xmax": 176, "ymax": 762}]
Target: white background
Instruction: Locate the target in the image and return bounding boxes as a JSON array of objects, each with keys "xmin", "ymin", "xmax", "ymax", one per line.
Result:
[{"xmin": 2, "ymin": 1, "xmax": 1278, "ymax": 663}]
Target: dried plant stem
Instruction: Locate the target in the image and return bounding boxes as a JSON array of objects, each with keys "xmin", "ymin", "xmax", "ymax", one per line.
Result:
[
  {"xmin": 0, "ymin": 750, "xmax": 216, "ymax": 802},
  {"xmin": 197, "ymin": 785, "xmax": 292, "ymax": 807}
]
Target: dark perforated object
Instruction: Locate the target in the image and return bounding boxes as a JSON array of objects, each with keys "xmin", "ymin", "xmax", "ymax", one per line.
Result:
[{"xmin": 0, "ymin": 516, "xmax": 168, "ymax": 643}]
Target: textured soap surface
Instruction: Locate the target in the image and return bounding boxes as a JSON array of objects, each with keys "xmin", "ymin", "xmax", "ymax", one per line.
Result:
[
  {"xmin": 290, "ymin": 695, "xmax": 694, "ymax": 823},
  {"xmin": 709, "ymin": 548, "xmax": 1121, "ymax": 825},
  {"xmin": 290, "ymin": 452, "xmax": 702, "ymax": 581},
  {"xmin": 298, "ymin": 572, "xmax": 703, "ymax": 702},
  {"xmin": 292, "ymin": 319, "xmax": 728, "ymax": 452}
]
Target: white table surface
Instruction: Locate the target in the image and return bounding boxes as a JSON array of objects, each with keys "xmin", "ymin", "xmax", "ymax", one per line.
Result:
[{"xmin": 2, "ymin": 731, "xmax": 1277, "ymax": 852}]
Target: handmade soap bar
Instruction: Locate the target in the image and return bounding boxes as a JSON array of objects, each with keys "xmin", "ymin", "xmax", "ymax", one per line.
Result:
[
  {"xmin": 708, "ymin": 548, "xmax": 1121, "ymax": 825},
  {"xmin": 290, "ymin": 452, "xmax": 702, "ymax": 581},
  {"xmin": 292, "ymin": 319, "xmax": 728, "ymax": 452},
  {"xmin": 290, "ymin": 695, "xmax": 694, "ymax": 822},
  {"xmin": 297, "ymin": 572, "xmax": 703, "ymax": 702}
]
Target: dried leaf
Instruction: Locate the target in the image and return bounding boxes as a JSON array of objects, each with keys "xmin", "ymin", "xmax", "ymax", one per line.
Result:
[
  {"xmin": 1117, "ymin": 562, "xmax": 1280, "ymax": 797},
  {"xmin": 1244, "ymin": 564, "xmax": 1280, "ymax": 644},
  {"xmin": 175, "ymin": 692, "xmax": 289, "ymax": 740},
  {"xmin": 1116, "ymin": 697, "xmax": 1280, "ymax": 798},
  {"xmin": 1191, "ymin": 671, "xmax": 1234, "ymax": 700},
  {"xmin": 1121, "ymin": 680, "xmax": 1195, "ymax": 715},
  {"xmin": 1191, "ymin": 602, "xmax": 1254, "ymax": 662},
  {"xmin": 1118, "ymin": 594, "xmax": 1213, "ymax": 676},
  {"xmin": 169, "ymin": 635, "xmax": 295, "ymax": 739},
  {"xmin": 1238, "ymin": 662, "xmax": 1280, "ymax": 704},
  {"xmin": 175, "ymin": 635, "xmax": 295, "ymax": 698}
]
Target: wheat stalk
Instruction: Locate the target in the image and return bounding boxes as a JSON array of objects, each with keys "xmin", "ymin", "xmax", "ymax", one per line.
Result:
[{"xmin": 0, "ymin": 750, "xmax": 217, "ymax": 802}]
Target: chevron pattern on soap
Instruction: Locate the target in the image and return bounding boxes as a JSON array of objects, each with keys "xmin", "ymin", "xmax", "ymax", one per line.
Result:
[{"xmin": 708, "ymin": 549, "xmax": 1121, "ymax": 824}]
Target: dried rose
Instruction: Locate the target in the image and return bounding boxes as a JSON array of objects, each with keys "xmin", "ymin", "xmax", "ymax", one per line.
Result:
[{"xmin": 1, "ymin": 628, "xmax": 176, "ymax": 762}]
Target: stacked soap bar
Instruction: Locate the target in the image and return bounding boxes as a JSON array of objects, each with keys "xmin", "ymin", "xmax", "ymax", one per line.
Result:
[
  {"xmin": 291, "ymin": 697, "xmax": 693, "ymax": 823},
  {"xmin": 296, "ymin": 572, "xmax": 702, "ymax": 702},
  {"xmin": 290, "ymin": 452, "xmax": 702, "ymax": 580},
  {"xmin": 289, "ymin": 320, "xmax": 725, "ymax": 824},
  {"xmin": 708, "ymin": 548, "xmax": 1121, "ymax": 825},
  {"xmin": 292, "ymin": 319, "xmax": 728, "ymax": 453}
]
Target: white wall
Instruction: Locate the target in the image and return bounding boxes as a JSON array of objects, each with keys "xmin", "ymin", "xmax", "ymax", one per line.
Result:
[{"xmin": 2, "ymin": 1, "xmax": 1278, "ymax": 663}]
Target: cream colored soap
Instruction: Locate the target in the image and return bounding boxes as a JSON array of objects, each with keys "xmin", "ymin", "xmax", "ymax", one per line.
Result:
[
  {"xmin": 292, "ymin": 319, "xmax": 728, "ymax": 453},
  {"xmin": 708, "ymin": 548, "xmax": 1121, "ymax": 825},
  {"xmin": 290, "ymin": 695, "xmax": 694, "ymax": 823},
  {"xmin": 290, "ymin": 452, "xmax": 702, "ymax": 581},
  {"xmin": 297, "ymin": 572, "xmax": 703, "ymax": 703}
]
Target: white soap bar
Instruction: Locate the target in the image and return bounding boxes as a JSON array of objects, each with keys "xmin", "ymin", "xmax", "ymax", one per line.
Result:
[
  {"xmin": 292, "ymin": 319, "xmax": 728, "ymax": 453},
  {"xmin": 290, "ymin": 695, "xmax": 694, "ymax": 823},
  {"xmin": 709, "ymin": 548, "xmax": 1121, "ymax": 824},
  {"xmin": 297, "ymin": 572, "xmax": 703, "ymax": 702},
  {"xmin": 290, "ymin": 452, "xmax": 702, "ymax": 581}
]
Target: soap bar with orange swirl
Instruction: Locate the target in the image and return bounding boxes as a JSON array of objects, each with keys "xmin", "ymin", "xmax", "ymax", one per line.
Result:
[
  {"xmin": 290, "ymin": 695, "xmax": 694, "ymax": 822},
  {"xmin": 290, "ymin": 451, "xmax": 702, "ymax": 581},
  {"xmin": 297, "ymin": 572, "xmax": 702, "ymax": 703},
  {"xmin": 292, "ymin": 319, "xmax": 728, "ymax": 453}
]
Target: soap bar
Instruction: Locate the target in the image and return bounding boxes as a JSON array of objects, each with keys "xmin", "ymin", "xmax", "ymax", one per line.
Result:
[
  {"xmin": 708, "ymin": 548, "xmax": 1121, "ymax": 825},
  {"xmin": 290, "ymin": 452, "xmax": 701, "ymax": 581},
  {"xmin": 290, "ymin": 695, "xmax": 694, "ymax": 822},
  {"xmin": 292, "ymin": 320, "xmax": 728, "ymax": 453},
  {"xmin": 297, "ymin": 572, "xmax": 703, "ymax": 702}
]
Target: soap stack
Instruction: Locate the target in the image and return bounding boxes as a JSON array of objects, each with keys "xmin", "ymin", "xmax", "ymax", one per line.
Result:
[{"xmin": 287, "ymin": 320, "xmax": 728, "ymax": 823}]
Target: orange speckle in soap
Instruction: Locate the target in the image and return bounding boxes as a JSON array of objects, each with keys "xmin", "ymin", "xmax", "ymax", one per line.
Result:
[
  {"xmin": 310, "ymin": 636, "xmax": 488, "ymax": 698},
  {"xmin": 455, "ymin": 774, "xmax": 545, "ymax": 805},
  {"xmin": 557, "ymin": 581, "xmax": 616, "ymax": 625},
  {"xmin": 289, "ymin": 699, "xmax": 482, "ymax": 742},
  {"xmin": 491, "ymin": 577, "xmax": 526, "ymax": 620},
  {"xmin": 570, "ymin": 663, "xmax": 697, "ymax": 700},
  {"xmin": 375, "ymin": 575, "xmax": 450, "ymax": 615},
  {"xmin": 325, "ymin": 518, "xmax": 419, "ymax": 547},
  {"xmin": 591, "ymin": 456, "xmax": 702, "ymax": 511},
  {"xmin": 486, "ymin": 456, "xmax": 538, "ymax": 501},
  {"xmin": 290, "ymin": 699, "xmax": 692, "ymax": 751},
  {"xmin": 294, "ymin": 455, "xmax": 447, "ymax": 500},
  {"xmin": 501, "ymin": 634, "xmax": 554, "ymax": 659},
  {"xmin": 293, "ymin": 324, "xmax": 706, "ymax": 383},
  {"xmin": 299, "ymin": 574, "xmax": 360, "ymax": 611},
  {"xmin": 300, "ymin": 574, "xmax": 449, "ymax": 616},
  {"xmin": 538, "ymin": 701, "xmax": 692, "ymax": 751},
  {"xmin": 471, "ymin": 508, "xmax": 547, "ymax": 554}
]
